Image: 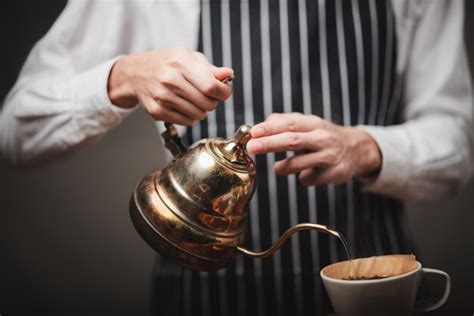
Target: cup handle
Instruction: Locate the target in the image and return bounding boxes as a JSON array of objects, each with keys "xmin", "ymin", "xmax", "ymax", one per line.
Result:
[{"xmin": 415, "ymin": 268, "xmax": 451, "ymax": 313}]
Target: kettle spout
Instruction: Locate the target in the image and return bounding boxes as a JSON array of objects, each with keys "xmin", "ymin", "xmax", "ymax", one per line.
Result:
[{"xmin": 237, "ymin": 223, "xmax": 341, "ymax": 259}]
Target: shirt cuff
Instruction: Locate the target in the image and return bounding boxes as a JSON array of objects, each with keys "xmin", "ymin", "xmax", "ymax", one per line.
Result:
[
  {"xmin": 356, "ymin": 125, "xmax": 413, "ymax": 198},
  {"xmin": 72, "ymin": 56, "xmax": 136, "ymax": 128}
]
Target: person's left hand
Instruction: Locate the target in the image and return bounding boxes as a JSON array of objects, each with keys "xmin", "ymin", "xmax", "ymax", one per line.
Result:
[{"xmin": 246, "ymin": 113, "xmax": 382, "ymax": 186}]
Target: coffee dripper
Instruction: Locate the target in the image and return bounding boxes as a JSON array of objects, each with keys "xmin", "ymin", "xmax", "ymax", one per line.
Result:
[{"xmin": 129, "ymin": 123, "xmax": 341, "ymax": 271}]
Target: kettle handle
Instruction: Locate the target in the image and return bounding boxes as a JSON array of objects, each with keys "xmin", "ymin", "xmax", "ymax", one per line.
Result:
[
  {"xmin": 161, "ymin": 122, "xmax": 187, "ymax": 157},
  {"xmin": 237, "ymin": 223, "xmax": 340, "ymax": 258}
]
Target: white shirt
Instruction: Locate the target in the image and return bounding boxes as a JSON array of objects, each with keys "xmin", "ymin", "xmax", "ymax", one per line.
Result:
[{"xmin": 0, "ymin": 0, "xmax": 471, "ymax": 202}]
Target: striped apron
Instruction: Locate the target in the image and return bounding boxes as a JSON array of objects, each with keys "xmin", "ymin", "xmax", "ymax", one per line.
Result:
[{"xmin": 152, "ymin": 0, "xmax": 415, "ymax": 315}]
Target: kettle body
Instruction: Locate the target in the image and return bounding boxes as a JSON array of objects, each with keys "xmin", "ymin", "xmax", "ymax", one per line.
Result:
[
  {"xmin": 130, "ymin": 123, "xmax": 341, "ymax": 271},
  {"xmin": 130, "ymin": 125, "xmax": 256, "ymax": 270}
]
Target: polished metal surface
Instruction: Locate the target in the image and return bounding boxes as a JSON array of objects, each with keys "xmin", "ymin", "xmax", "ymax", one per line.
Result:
[
  {"xmin": 130, "ymin": 124, "xmax": 256, "ymax": 270},
  {"xmin": 130, "ymin": 123, "xmax": 341, "ymax": 271}
]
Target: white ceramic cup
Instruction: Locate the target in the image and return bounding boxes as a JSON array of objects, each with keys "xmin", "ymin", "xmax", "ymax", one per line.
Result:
[{"xmin": 320, "ymin": 261, "xmax": 450, "ymax": 316}]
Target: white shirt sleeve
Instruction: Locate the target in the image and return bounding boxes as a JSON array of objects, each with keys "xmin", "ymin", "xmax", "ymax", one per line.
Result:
[
  {"xmin": 0, "ymin": 1, "xmax": 136, "ymax": 165},
  {"xmin": 359, "ymin": 0, "xmax": 472, "ymax": 202}
]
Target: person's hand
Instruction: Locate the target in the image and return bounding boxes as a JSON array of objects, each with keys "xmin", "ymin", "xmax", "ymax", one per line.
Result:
[
  {"xmin": 107, "ymin": 48, "xmax": 234, "ymax": 126},
  {"xmin": 246, "ymin": 113, "xmax": 382, "ymax": 186}
]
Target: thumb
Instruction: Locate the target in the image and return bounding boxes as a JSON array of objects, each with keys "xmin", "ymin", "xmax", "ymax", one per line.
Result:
[{"xmin": 213, "ymin": 66, "xmax": 234, "ymax": 81}]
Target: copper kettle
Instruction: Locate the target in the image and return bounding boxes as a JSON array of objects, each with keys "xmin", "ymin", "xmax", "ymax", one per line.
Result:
[{"xmin": 130, "ymin": 123, "xmax": 341, "ymax": 271}]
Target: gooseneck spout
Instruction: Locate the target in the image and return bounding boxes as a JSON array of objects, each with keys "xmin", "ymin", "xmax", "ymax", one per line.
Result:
[{"xmin": 237, "ymin": 223, "xmax": 340, "ymax": 259}]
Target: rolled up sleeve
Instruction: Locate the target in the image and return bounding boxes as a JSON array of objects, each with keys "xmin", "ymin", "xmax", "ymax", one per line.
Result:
[{"xmin": 72, "ymin": 56, "xmax": 135, "ymax": 134}]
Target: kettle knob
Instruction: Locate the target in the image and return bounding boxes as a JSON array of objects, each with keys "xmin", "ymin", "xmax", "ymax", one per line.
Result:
[
  {"xmin": 219, "ymin": 125, "xmax": 253, "ymax": 164},
  {"xmin": 233, "ymin": 125, "xmax": 252, "ymax": 146}
]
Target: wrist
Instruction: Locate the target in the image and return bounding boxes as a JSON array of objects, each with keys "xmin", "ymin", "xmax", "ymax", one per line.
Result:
[
  {"xmin": 350, "ymin": 127, "xmax": 382, "ymax": 177},
  {"xmin": 107, "ymin": 56, "xmax": 138, "ymax": 108}
]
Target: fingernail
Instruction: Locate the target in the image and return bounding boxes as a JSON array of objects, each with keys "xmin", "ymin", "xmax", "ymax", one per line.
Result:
[
  {"xmin": 251, "ymin": 126, "xmax": 265, "ymax": 137},
  {"xmin": 246, "ymin": 140, "xmax": 262, "ymax": 153}
]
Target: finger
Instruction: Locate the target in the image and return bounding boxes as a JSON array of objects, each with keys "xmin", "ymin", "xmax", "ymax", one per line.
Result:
[
  {"xmin": 182, "ymin": 57, "xmax": 233, "ymax": 100},
  {"xmin": 299, "ymin": 165, "xmax": 348, "ymax": 186},
  {"xmin": 273, "ymin": 151, "xmax": 331, "ymax": 176},
  {"xmin": 184, "ymin": 70, "xmax": 233, "ymax": 101},
  {"xmin": 246, "ymin": 132, "xmax": 318, "ymax": 155},
  {"xmin": 251, "ymin": 113, "xmax": 323, "ymax": 138},
  {"xmin": 298, "ymin": 168, "xmax": 318, "ymax": 186},
  {"xmin": 168, "ymin": 76, "xmax": 219, "ymax": 112},
  {"xmin": 158, "ymin": 107, "xmax": 196, "ymax": 126},
  {"xmin": 212, "ymin": 65, "xmax": 234, "ymax": 81},
  {"xmin": 160, "ymin": 93, "xmax": 207, "ymax": 121},
  {"xmin": 192, "ymin": 52, "xmax": 235, "ymax": 81},
  {"xmin": 143, "ymin": 97, "xmax": 195, "ymax": 126}
]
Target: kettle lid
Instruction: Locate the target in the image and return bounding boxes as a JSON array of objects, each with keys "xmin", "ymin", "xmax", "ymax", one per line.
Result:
[{"xmin": 210, "ymin": 125, "xmax": 253, "ymax": 172}]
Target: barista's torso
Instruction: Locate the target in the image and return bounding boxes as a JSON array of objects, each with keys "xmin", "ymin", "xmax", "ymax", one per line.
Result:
[{"xmin": 153, "ymin": 1, "xmax": 415, "ymax": 316}]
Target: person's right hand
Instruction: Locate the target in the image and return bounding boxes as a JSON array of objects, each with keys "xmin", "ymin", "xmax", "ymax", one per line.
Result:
[{"xmin": 107, "ymin": 48, "xmax": 234, "ymax": 126}]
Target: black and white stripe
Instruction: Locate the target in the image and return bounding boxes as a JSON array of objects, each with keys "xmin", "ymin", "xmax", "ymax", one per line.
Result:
[
  {"xmin": 241, "ymin": 1, "xmax": 266, "ymax": 315},
  {"xmin": 297, "ymin": 0, "xmax": 323, "ymax": 313},
  {"xmin": 152, "ymin": 1, "xmax": 415, "ymax": 315}
]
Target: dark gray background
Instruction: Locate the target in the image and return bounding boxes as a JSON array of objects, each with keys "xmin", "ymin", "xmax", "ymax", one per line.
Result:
[{"xmin": 1, "ymin": 1, "xmax": 473, "ymax": 315}]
